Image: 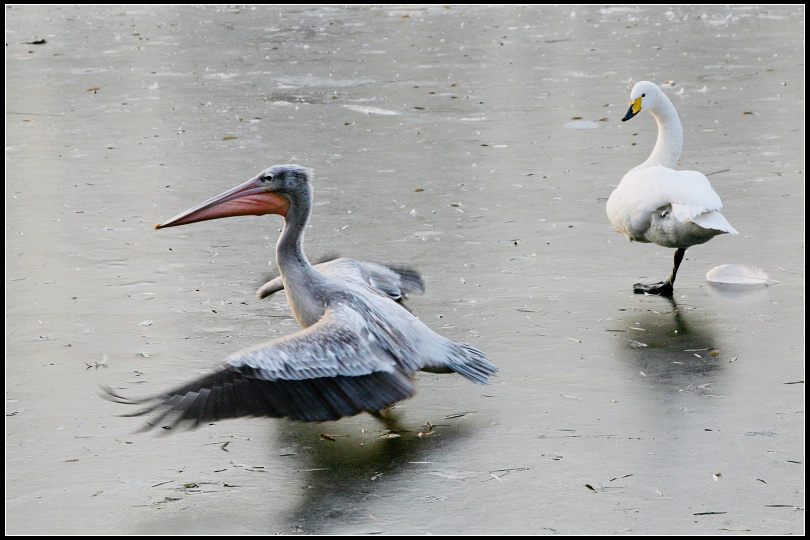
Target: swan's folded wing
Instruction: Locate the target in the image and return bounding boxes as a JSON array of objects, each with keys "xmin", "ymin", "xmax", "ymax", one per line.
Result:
[
  {"xmin": 689, "ymin": 210, "xmax": 739, "ymax": 234},
  {"xmin": 619, "ymin": 166, "xmax": 735, "ymax": 228},
  {"xmin": 103, "ymin": 308, "xmax": 417, "ymax": 429},
  {"xmin": 660, "ymin": 170, "xmax": 737, "ymax": 233},
  {"xmin": 658, "ymin": 167, "xmax": 724, "ymax": 211}
]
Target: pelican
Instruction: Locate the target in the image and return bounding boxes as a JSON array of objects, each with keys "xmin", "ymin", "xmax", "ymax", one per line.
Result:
[
  {"xmin": 606, "ymin": 81, "xmax": 738, "ymax": 296},
  {"xmin": 105, "ymin": 165, "xmax": 496, "ymax": 429}
]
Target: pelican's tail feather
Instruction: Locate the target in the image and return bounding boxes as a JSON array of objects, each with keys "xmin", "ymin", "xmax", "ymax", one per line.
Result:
[{"xmin": 444, "ymin": 343, "xmax": 498, "ymax": 385}]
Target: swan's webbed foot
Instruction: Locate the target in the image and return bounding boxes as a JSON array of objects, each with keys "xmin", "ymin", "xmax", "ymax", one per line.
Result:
[
  {"xmin": 633, "ymin": 248, "xmax": 685, "ymax": 296},
  {"xmin": 633, "ymin": 280, "xmax": 674, "ymax": 296}
]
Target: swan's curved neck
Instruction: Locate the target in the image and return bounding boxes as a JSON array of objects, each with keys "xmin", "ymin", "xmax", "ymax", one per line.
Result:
[{"xmin": 638, "ymin": 96, "xmax": 683, "ymax": 171}]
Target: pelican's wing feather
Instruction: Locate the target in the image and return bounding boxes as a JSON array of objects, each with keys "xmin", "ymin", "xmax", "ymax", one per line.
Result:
[
  {"xmin": 356, "ymin": 261, "xmax": 425, "ymax": 301},
  {"xmin": 255, "ymin": 253, "xmax": 339, "ymax": 299},
  {"xmin": 256, "ymin": 257, "xmax": 424, "ymax": 302},
  {"xmin": 102, "ymin": 307, "xmax": 417, "ymax": 428},
  {"xmin": 255, "ymin": 276, "xmax": 284, "ymax": 299}
]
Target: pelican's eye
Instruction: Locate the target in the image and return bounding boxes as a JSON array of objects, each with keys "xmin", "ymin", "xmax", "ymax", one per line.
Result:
[{"xmin": 260, "ymin": 174, "xmax": 274, "ymax": 183}]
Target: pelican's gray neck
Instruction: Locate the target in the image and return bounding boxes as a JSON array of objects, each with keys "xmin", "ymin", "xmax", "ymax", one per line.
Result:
[
  {"xmin": 274, "ymin": 186, "xmax": 326, "ymax": 327},
  {"xmin": 276, "ymin": 200, "xmax": 311, "ymax": 271},
  {"xmin": 638, "ymin": 94, "xmax": 683, "ymax": 171}
]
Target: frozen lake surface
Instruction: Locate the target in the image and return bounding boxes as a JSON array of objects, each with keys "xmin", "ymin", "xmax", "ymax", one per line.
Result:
[{"xmin": 6, "ymin": 5, "xmax": 804, "ymax": 535}]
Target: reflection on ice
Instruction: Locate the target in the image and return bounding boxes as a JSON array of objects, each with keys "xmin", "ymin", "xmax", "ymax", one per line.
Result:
[{"xmin": 612, "ymin": 297, "xmax": 723, "ymax": 385}]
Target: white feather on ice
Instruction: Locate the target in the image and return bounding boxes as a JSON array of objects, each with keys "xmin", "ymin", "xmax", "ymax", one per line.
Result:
[{"xmin": 705, "ymin": 264, "xmax": 778, "ymax": 286}]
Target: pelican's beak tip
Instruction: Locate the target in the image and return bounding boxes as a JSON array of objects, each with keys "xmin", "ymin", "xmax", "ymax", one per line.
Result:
[{"xmin": 155, "ymin": 223, "xmax": 162, "ymax": 231}]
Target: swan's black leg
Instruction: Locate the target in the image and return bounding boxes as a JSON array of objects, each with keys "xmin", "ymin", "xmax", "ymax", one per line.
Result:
[{"xmin": 634, "ymin": 248, "xmax": 686, "ymax": 297}]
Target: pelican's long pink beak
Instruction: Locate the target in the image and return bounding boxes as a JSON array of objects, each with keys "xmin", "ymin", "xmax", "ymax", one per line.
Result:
[{"xmin": 156, "ymin": 177, "xmax": 290, "ymax": 230}]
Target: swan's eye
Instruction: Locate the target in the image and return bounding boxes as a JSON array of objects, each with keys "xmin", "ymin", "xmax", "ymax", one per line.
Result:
[{"xmin": 641, "ymin": 93, "xmax": 646, "ymax": 97}]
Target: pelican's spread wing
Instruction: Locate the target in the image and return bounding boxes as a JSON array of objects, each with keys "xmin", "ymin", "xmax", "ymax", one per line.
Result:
[
  {"xmin": 255, "ymin": 275, "xmax": 284, "ymax": 299},
  {"xmin": 256, "ymin": 258, "xmax": 425, "ymax": 302},
  {"xmin": 103, "ymin": 307, "xmax": 419, "ymax": 429},
  {"xmin": 356, "ymin": 261, "xmax": 425, "ymax": 301},
  {"xmin": 255, "ymin": 253, "xmax": 340, "ymax": 299},
  {"xmin": 354, "ymin": 291, "xmax": 498, "ymax": 386}
]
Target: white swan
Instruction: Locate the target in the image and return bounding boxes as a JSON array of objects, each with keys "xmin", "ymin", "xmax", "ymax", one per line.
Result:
[{"xmin": 606, "ymin": 81, "xmax": 738, "ymax": 296}]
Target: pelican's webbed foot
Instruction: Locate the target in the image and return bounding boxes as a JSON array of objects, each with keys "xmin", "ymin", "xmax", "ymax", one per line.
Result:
[{"xmin": 371, "ymin": 409, "xmax": 404, "ymax": 433}]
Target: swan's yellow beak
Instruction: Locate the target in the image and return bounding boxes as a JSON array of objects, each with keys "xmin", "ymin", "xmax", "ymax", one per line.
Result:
[{"xmin": 622, "ymin": 96, "xmax": 643, "ymax": 122}]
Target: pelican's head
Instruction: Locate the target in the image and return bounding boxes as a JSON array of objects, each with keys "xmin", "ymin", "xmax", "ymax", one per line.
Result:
[
  {"xmin": 156, "ymin": 164, "xmax": 313, "ymax": 229},
  {"xmin": 622, "ymin": 81, "xmax": 664, "ymax": 122}
]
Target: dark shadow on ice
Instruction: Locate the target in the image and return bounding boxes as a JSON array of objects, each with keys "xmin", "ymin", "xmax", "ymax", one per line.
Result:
[
  {"xmin": 611, "ymin": 296, "xmax": 723, "ymax": 390},
  {"xmin": 272, "ymin": 413, "xmax": 473, "ymax": 534}
]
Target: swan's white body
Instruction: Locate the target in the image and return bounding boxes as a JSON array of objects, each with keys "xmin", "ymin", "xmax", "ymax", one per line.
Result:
[
  {"xmin": 607, "ymin": 81, "xmax": 738, "ymax": 295},
  {"xmin": 608, "ymin": 164, "xmax": 736, "ymax": 248}
]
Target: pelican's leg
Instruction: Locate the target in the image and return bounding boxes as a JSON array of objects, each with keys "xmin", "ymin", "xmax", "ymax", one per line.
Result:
[
  {"xmin": 371, "ymin": 409, "xmax": 404, "ymax": 433},
  {"xmin": 633, "ymin": 248, "xmax": 686, "ymax": 297}
]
